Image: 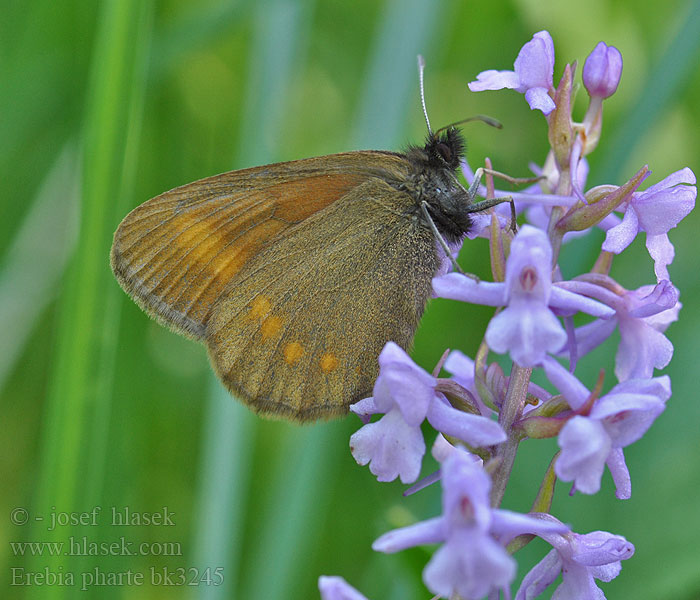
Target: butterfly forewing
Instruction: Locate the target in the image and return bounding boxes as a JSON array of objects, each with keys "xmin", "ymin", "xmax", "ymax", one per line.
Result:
[
  {"xmin": 110, "ymin": 154, "xmax": 386, "ymax": 339},
  {"xmin": 204, "ymin": 177, "xmax": 439, "ymax": 420}
]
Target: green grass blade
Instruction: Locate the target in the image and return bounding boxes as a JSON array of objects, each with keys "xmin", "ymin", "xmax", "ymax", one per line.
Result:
[
  {"xmin": 0, "ymin": 144, "xmax": 79, "ymax": 391},
  {"xmin": 190, "ymin": 382, "xmax": 255, "ymax": 600},
  {"xmin": 27, "ymin": 1, "xmax": 153, "ymax": 597},
  {"xmin": 238, "ymin": 425, "xmax": 342, "ymax": 599},
  {"xmin": 150, "ymin": 0, "xmax": 253, "ymax": 83},
  {"xmin": 351, "ymin": 0, "xmax": 449, "ymax": 148}
]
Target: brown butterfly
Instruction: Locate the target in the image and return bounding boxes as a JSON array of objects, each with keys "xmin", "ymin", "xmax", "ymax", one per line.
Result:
[{"xmin": 111, "ymin": 92, "xmax": 505, "ymax": 421}]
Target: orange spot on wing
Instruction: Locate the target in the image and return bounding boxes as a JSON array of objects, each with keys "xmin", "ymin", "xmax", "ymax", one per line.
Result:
[
  {"xmin": 172, "ymin": 217, "xmax": 218, "ymax": 250},
  {"xmin": 249, "ymin": 296, "xmax": 271, "ymax": 319},
  {"xmin": 260, "ymin": 315, "xmax": 282, "ymax": 340},
  {"xmin": 283, "ymin": 342, "xmax": 304, "ymax": 365},
  {"xmin": 320, "ymin": 352, "xmax": 339, "ymax": 373},
  {"xmin": 206, "ymin": 219, "xmax": 284, "ymax": 283}
]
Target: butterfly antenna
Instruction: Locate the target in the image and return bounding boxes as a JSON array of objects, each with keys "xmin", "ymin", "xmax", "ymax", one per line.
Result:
[
  {"xmin": 417, "ymin": 55, "xmax": 433, "ymax": 136},
  {"xmin": 433, "ymin": 115, "xmax": 503, "ymax": 137}
]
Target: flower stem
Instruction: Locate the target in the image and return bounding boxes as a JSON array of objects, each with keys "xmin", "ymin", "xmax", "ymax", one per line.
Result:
[{"xmin": 490, "ymin": 364, "xmax": 532, "ymax": 506}]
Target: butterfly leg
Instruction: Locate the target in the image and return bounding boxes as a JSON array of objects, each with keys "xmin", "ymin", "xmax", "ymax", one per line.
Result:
[
  {"xmin": 465, "ymin": 167, "xmax": 528, "ymax": 235},
  {"xmin": 420, "ymin": 201, "xmax": 464, "ymax": 275},
  {"xmin": 473, "ymin": 167, "xmax": 543, "ymax": 188}
]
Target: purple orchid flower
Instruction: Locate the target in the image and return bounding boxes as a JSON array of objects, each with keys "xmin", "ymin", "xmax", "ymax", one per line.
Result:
[
  {"xmin": 543, "ymin": 357, "xmax": 670, "ymax": 498},
  {"xmin": 469, "ymin": 30, "xmax": 556, "ymax": 114},
  {"xmin": 373, "ymin": 447, "xmax": 569, "ymax": 599},
  {"xmin": 516, "ymin": 516, "xmax": 634, "ymax": 599},
  {"xmin": 349, "ymin": 343, "xmax": 505, "ymax": 484},
  {"xmin": 556, "ymin": 278, "xmax": 680, "ymax": 381},
  {"xmin": 602, "ymin": 168, "xmax": 696, "ymax": 280},
  {"xmin": 433, "ymin": 225, "xmax": 614, "ymax": 367}
]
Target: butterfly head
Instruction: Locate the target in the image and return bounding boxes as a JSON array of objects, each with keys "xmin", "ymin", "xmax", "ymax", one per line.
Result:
[{"xmin": 424, "ymin": 126, "xmax": 466, "ymax": 171}]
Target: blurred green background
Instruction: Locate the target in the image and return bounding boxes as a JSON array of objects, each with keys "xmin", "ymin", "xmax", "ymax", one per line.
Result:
[{"xmin": 2, "ymin": 0, "xmax": 699, "ymax": 598}]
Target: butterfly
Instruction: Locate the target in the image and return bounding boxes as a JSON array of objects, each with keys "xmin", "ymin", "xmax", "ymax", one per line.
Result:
[{"xmin": 110, "ymin": 64, "xmax": 508, "ymax": 421}]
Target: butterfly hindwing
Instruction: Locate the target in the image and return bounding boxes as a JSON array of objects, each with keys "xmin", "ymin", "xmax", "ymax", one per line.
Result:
[{"xmin": 204, "ymin": 177, "xmax": 440, "ymax": 420}]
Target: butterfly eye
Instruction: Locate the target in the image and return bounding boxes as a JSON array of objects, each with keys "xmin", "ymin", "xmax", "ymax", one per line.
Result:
[{"xmin": 436, "ymin": 141, "xmax": 452, "ymax": 163}]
